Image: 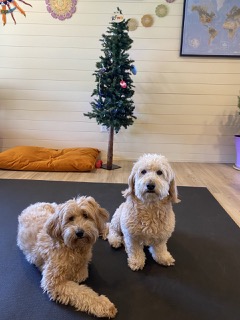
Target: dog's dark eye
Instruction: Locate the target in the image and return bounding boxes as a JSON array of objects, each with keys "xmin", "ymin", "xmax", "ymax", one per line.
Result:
[
  {"xmin": 82, "ymin": 212, "xmax": 88, "ymax": 219},
  {"xmin": 141, "ymin": 170, "xmax": 147, "ymax": 175},
  {"xmin": 68, "ymin": 216, "xmax": 74, "ymax": 222},
  {"xmin": 156, "ymin": 170, "xmax": 163, "ymax": 176}
]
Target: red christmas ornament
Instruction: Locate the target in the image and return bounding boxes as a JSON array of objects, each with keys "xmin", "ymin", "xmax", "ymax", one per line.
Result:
[{"xmin": 120, "ymin": 80, "xmax": 127, "ymax": 88}]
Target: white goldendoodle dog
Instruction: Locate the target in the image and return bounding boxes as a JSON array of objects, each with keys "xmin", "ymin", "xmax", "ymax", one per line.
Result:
[
  {"xmin": 17, "ymin": 196, "xmax": 117, "ymax": 318},
  {"xmin": 108, "ymin": 153, "xmax": 180, "ymax": 271}
]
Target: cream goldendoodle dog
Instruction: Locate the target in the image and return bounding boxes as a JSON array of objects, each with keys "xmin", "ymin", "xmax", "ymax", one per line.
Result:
[
  {"xmin": 17, "ymin": 196, "xmax": 117, "ymax": 318},
  {"xmin": 108, "ymin": 153, "xmax": 179, "ymax": 271}
]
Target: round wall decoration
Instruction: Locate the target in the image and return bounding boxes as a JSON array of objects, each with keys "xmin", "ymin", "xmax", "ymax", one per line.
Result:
[
  {"xmin": 141, "ymin": 14, "xmax": 154, "ymax": 27},
  {"xmin": 166, "ymin": 0, "xmax": 175, "ymax": 3},
  {"xmin": 45, "ymin": 0, "xmax": 77, "ymax": 20},
  {"xmin": 127, "ymin": 18, "xmax": 138, "ymax": 31},
  {"xmin": 155, "ymin": 4, "xmax": 168, "ymax": 17}
]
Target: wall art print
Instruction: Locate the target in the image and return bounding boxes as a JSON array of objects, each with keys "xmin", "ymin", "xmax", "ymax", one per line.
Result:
[{"xmin": 180, "ymin": 0, "xmax": 240, "ymax": 57}]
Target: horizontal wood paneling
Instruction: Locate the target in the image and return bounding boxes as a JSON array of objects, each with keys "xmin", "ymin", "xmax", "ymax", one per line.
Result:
[
  {"xmin": 0, "ymin": 110, "xmax": 236, "ymax": 127},
  {"xmin": 0, "ymin": 80, "xmax": 238, "ymax": 95},
  {"xmin": 0, "ymin": 0, "xmax": 239, "ymax": 162},
  {"xmin": 0, "ymin": 100, "xmax": 237, "ymax": 114}
]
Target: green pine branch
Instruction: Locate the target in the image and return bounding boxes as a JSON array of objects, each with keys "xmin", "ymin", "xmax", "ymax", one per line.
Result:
[{"xmin": 84, "ymin": 8, "xmax": 136, "ymax": 133}]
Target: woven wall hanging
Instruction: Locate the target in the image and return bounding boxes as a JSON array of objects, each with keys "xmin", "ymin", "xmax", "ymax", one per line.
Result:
[
  {"xmin": 127, "ymin": 18, "xmax": 138, "ymax": 31},
  {"xmin": 45, "ymin": 0, "xmax": 77, "ymax": 20},
  {"xmin": 155, "ymin": 4, "xmax": 168, "ymax": 18},
  {"xmin": 141, "ymin": 14, "xmax": 154, "ymax": 27}
]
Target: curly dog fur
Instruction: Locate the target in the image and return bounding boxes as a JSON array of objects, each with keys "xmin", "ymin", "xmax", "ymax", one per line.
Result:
[
  {"xmin": 17, "ymin": 196, "xmax": 117, "ymax": 318},
  {"xmin": 108, "ymin": 153, "xmax": 180, "ymax": 271}
]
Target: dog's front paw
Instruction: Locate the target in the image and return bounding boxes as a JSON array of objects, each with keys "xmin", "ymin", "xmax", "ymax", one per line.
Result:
[
  {"xmin": 149, "ymin": 246, "xmax": 175, "ymax": 267},
  {"xmin": 128, "ymin": 256, "xmax": 145, "ymax": 271},
  {"xmin": 100, "ymin": 223, "xmax": 109, "ymax": 240},
  {"xmin": 108, "ymin": 235, "xmax": 122, "ymax": 248},
  {"xmin": 156, "ymin": 252, "xmax": 175, "ymax": 266},
  {"xmin": 96, "ymin": 295, "xmax": 118, "ymax": 318}
]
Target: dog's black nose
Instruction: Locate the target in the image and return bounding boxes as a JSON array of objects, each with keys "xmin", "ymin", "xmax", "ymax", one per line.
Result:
[
  {"xmin": 76, "ymin": 230, "xmax": 84, "ymax": 238},
  {"xmin": 147, "ymin": 184, "xmax": 155, "ymax": 191}
]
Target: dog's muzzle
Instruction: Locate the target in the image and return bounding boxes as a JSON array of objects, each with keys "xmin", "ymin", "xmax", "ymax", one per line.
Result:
[{"xmin": 75, "ymin": 229, "xmax": 84, "ymax": 238}]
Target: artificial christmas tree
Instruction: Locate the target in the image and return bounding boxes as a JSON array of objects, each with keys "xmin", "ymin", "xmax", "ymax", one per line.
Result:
[{"xmin": 84, "ymin": 8, "xmax": 136, "ymax": 170}]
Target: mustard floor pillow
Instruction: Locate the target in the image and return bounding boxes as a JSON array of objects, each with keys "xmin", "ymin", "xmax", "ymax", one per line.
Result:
[{"xmin": 0, "ymin": 146, "xmax": 100, "ymax": 172}]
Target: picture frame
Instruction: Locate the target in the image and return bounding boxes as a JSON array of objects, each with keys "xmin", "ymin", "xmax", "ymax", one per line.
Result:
[{"xmin": 180, "ymin": 0, "xmax": 240, "ymax": 57}]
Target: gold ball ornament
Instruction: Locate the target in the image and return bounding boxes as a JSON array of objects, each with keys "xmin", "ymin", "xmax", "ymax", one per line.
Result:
[
  {"xmin": 141, "ymin": 14, "xmax": 154, "ymax": 27},
  {"xmin": 127, "ymin": 18, "xmax": 138, "ymax": 31},
  {"xmin": 155, "ymin": 4, "xmax": 168, "ymax": 18}
]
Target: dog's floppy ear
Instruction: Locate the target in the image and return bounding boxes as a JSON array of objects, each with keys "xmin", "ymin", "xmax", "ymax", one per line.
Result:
[
  {"xmin": 45, "ymin": 209, "xmax": 62, "ymax": 240},
  {"xmin": 169, "ymin": 179, "xmax": 180, "ymax": 204},
  {"xmin": 122, "ymin": 170, "xmax": 135, "ymax": 198},
  {"xmin": 84, "ymin": 196, "xmax": 110, "ymax": 237},
  {"xmin": 96, "ymin": 207, "xmax": 110, "ymax": 237}
]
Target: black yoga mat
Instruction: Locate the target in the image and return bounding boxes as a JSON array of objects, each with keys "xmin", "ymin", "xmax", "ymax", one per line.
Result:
[{"xmin": 0, "ymin": 179, "xmax": 239, "ymax": 320}]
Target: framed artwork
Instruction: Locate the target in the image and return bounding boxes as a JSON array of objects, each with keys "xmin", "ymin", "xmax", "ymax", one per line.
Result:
[{"xmin": 180, "ymin": 0, "xmax": 240, "ymax": 57}]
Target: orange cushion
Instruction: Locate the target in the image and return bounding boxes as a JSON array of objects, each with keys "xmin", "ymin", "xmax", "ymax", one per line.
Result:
[{"xmin": 0, "ymin": 146, "xmax": 100, "ymax": 172}]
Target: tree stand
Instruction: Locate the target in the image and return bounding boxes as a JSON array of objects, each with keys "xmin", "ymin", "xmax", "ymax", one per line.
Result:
[
  {"xmin": 233, "ymin": 135, "xmax": 240, "ymax": 171},
  {"xmin": 101, "ymin": 126, "xmax": 121, "ymax": 170}
]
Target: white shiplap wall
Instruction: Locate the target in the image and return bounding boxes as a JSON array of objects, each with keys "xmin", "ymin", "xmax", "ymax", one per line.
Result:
[{"xmin": 0, "ymin": 0, "xmax": 240, "ymax": 163}]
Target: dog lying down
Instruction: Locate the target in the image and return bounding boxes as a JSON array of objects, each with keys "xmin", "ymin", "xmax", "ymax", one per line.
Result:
[
  {"xmin": 108, "ymin": 153, "xmax": 180, "ymax": 271},
  {"xmin": 17, "ymin": 196, "xmax": 117, "ymax": 318}
]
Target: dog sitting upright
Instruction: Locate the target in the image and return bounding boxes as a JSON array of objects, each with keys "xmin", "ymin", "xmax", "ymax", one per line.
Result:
[
  {"xmin": 17, "ymin": 196, "xmax": 117, "ymax": 318},
  {"xmin": 108, "ymin": 153, "xmax": 180, "ymax": 271}
]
